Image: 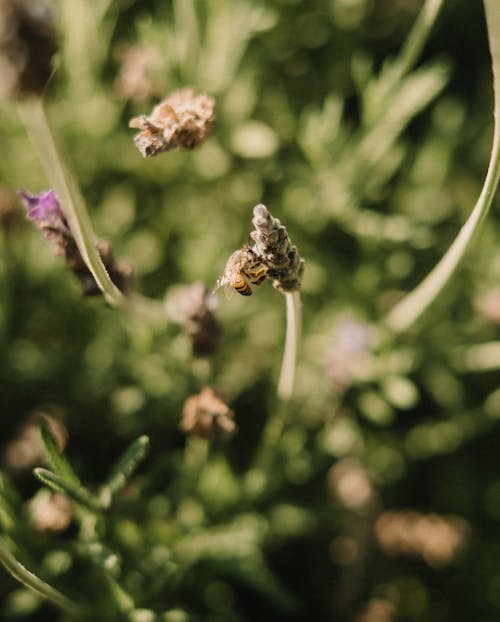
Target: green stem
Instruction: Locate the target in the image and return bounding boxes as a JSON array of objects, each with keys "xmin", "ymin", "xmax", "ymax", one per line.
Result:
[
  {"xmin": 385, "ymin": 0, "xmax": 500, "ymax": 334},
  {"xmin": 277, "ymin": 291, "xmax": 301, "ymax": 401},
  {"xmin": 254, "ymin": 291, "xmax": 301, "ymax": 472},
  {"xmin": 0, "ymin": 539, "xmax": 79, "ymax": 616},
  {"xmin": 18, "ymin": 97, "xmax": 124, "ymax": 307},
  {"xmin": 389, "ymin": 0, "xmax": 444, "ymax": 88}
]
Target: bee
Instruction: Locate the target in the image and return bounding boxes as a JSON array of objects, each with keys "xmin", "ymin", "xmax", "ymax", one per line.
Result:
[{"xmin": 215, "ymin": 245, "xmax": 268, "ymax": 297}]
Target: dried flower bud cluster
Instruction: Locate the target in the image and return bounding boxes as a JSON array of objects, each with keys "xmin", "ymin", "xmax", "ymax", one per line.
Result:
[
  {"xmin": 129, "ymin": 87, "xmax": 215, "ymax": 157},
  {"xmin": 180, "ymin": 387, "xmax": 236, "ymax": 441},
  {"xmin": 250, "ymin": 204, "xmax": 304, "ymax": 292},
  {"xmin": 19, "ymin": 190, "xmax": 133, "ymax": 296},
  {"xmin": 166, "ymin": 282, "xmax": 222, "ymax": 357},
  {"xmin": 0, "ymin": 0, "xmax": 57, "ymax": 100},
  {"xmin": 374, "ymin": 510, "xmax": 470, "ymax": 567}
]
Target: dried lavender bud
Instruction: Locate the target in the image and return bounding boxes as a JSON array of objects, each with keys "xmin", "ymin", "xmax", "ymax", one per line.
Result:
[
  {"xmin": 129, "ymin": 87, "xmax": 215, "ymax": 157},
  {"xmin": 19, "ymin": 190, "xmax": 133, "ymax": 296},
  {"xmin": 0, "ymin": 0, "xmax": 57, "ymax": 100},
  {"xmin": 250, "ymin": 204, "xmax": 304, "ymax": 292},
  {"xmin": 166, "ymin": 282, "xmax": 222, "ymax": 357},
  {"xmin": 180, "ymin": 387, "xmax": 237, "ymax": 441}
]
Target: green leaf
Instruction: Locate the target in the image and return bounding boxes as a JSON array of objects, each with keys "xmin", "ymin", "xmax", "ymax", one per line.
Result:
[
  {"xmin": 39, "ymin": 420, "xmax": 80, "ymax": 487},
  {"xmin": 99, "ymin": 436, "xmax": 150, "ymax": 507},
  {"xmin": 0, "ymin": 538, "xmax": 78, "ymax": 615},
  {"xmin": 33, "ymin": 468, "xmax": 100, "ymax": 513},
  {"xmin": 385, "ymin": 0, "xmax": 500, "ymax": 332},
  {"xmin": 358, "ymin": 61, "xmax": 450, "ymax": 171}
]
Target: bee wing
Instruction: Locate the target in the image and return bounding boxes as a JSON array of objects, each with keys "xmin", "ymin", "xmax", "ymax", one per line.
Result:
[
  {"xmin": 224, "ymin": 283, "xmax": 236, "ymax": 300},
  {"xmin": 213, "ymin": 272, "xmax": 235, "ymax": 300}
]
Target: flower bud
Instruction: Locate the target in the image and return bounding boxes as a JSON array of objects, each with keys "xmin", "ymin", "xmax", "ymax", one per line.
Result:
[
  {"xmin": 181, "ymin": 387, "xmax": 236, "ymax": 441},
  {"xmin": 0, "ymin": 0, "xmax": 57, "ymax": 100},
  {"xmin": 129, "ymin": 87, "xmax": 215, "ymax": 157}
]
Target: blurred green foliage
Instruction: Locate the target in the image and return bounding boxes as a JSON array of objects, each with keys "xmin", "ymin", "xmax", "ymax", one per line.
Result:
[{"xmin": 1, "ymin": 0, "xmax": 500, "ymax": 620}]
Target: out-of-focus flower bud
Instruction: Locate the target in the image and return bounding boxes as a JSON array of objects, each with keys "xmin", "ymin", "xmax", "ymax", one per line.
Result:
[
  {"xmin": 28, "ymin": 490, "xmax": 73, "ymax": 533},
  {"xmin": 0, "ymin": 0, "xmax": 57, "ymax": 100},
  {"xmin": 374, "ymin": 510, "xmax": 470, "ymax": 567},
  {"xmin": 327, "ymin": 458, "xmax": 376, "ymax": 514},
  {"xmin": 3, "ymin": 412, "xmax": 67, "ymax": 473},
  {"xmin": 166, "ymin": 282, "xmax": 222, "ymax": 357},
  {"xmin": 325, "ymin": 316, "xmax": 373, "ymax": 392},
  {"xmin": 181, "ymin": 387, "xmax": 236, "ymax": 441},
  {"xmin": 114, "ymin": 43, "xmax": 160, "ymax": 103}
]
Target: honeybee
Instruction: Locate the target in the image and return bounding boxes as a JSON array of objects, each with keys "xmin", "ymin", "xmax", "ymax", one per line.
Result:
[{"xmin": 215, "ymin": 245, "xmax": 268, "ymax": 297}]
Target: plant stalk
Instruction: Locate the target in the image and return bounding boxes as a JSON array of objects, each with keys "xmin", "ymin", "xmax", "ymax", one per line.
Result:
[
  {"xmin": 18, "ymin": 97, "xmax": 124, "ymax": 307},
  {"xmin": 0, "ymin": 539, "xmax": 79, "ymax": 616},
  {"xmin": 390, "ymin": 0, "xmax": 444, "ymax": 87},
  {"xmin": 385, "ymin": 0, "xmax": 500, "ymax": 334},
  {"xmin": 277, "ymin": 291, "xmax": 301, "ymax": 401},
  {"xmin": 254, "ymin": 291, "xmax": 301, "ymax": 472}
]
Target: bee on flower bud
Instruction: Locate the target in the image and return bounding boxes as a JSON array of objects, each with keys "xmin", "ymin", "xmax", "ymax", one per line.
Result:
[{"xmin": 215, "ymin": 244, "xmax": 268, "ymax": 298}]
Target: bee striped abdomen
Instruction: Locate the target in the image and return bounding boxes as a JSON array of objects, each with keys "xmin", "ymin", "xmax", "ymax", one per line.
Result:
[{"xmin": 233, "ymin": 274, "xmax": 252, "ymax": 296}]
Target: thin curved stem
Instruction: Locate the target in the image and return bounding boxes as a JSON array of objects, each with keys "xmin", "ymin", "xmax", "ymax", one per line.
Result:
[
  {"xmin": 390, "ymin": 0, "xmax": 444, "ymax": 87},
  {"xmin": 277, "ymin": 291, "xmax": 301, "ymax": 401},
  {"xmin": 385, "ymin": 0, "xmax": 500, "ymax": 334},
  {"xmin": 0, "ymin": 539, "xmax": 79, "ymax": 616},
  {"xmin": 19, "ymin": 97, "xmax": 124, "ymax": 307},
  {"xmin": 253, "ymin": 291, "xmax": 301, "ymax": 472}
]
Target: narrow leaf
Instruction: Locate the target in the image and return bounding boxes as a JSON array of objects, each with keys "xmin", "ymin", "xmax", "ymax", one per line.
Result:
[
  {"xmin": 33, "ymin": 468, "xmax": 100, "ymax": 513},
  {"xmin": 385, "ymin": 0, "xmax": 500, "ymax": 332},
  {"xmin": 39, "ymin": 420, "xmax": 80, "ymax": 487},
  {"xmin": 99, "ymin": 436, "xmax": 150, "ymax": 507},
  {"xmin": 0, "ymin": 538, "xmax": 78, "ymax": 615}
]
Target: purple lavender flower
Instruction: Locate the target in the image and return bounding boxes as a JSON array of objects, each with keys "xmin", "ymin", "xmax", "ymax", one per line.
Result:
[
  {"xmin": 18, "ymin": 189, "xmax": 68, "ymax": 230},
  {"xmin": 18, "ymin": 189, "xmax": 133, "ymax": 297}
]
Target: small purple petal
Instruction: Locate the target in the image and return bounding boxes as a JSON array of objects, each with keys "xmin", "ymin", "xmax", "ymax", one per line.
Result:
[{"xmin": 18, "ymin": 189, "xmax": 64, "ymax": 226}]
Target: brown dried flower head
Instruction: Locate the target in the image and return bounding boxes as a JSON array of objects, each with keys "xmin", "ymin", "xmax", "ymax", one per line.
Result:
[
  {"xmin": 129, "ymin": 87, "xmax": 215, "ymax": 157},
  {"xmin": 374, "ymin": 510, "xmax": 471, "ymax": 567},
  {"xmin": 251, "ymin": 204, "xmax": 304, "ymax": 292},
  {"xmin": 181, "ymin": 387, "xmax": 237, "ymax": 441},
  {"xmin": 0, "ymin": 0, "xmax": 57, "ymax": 100},
  {"xmin": 166, "ymin": 282, "xmax": 222, "ymax": 357}
]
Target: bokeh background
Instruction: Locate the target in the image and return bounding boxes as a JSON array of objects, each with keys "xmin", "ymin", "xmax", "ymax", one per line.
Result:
[{"xmin": 1, "ymin": 0, "xmax": 499, "ymax": 620}]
